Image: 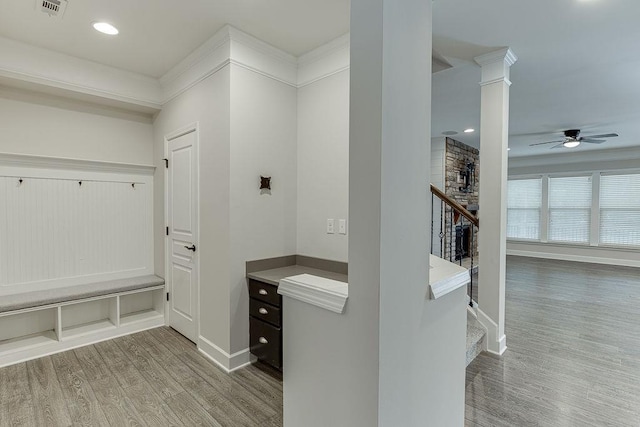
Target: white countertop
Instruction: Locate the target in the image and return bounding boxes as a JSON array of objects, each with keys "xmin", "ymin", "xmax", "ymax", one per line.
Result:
[
  {"xmin": 277, "ymin": 273, "xmax": 348, "ymax": 314},
  {"xmin": 277, "ymin": 255, "xmax": 470, "ymax": 312},
  {"xmin": 429, "ymin": 255, "xmax": 470, "ymax": 299}
]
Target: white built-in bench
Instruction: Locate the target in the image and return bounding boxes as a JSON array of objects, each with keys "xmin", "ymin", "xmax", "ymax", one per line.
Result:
[{"xmin": 0, "ymin": 275, "xmax": 166, "ymax": 368}]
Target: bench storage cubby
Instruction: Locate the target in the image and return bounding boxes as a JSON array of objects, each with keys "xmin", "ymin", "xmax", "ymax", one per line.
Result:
[{"xmin": 0, "ymin": 275, "xmax": 165, "ymax": 368}]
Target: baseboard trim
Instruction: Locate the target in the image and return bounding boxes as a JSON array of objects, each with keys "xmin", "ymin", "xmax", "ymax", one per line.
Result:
[
  {"xmin": 476, "ymin": 308, "xmax": 507, "ymax": 356},
  {"xmin": 197, "ymin": 336, "xmax": 251, "ymax": 373},
  {"xmin": 507, "ymin": 249, "xmax": 640, "ymax": 268}
]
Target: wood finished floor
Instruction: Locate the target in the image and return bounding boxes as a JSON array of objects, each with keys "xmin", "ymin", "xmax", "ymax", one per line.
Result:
[
  {"xmin": 0, "ymin": 327, "xmax": 282, "ymax": 427},
  {"xmin": 3, "ymin": 256, "xmax": 640, "ymax": 426},
  {"xmin": 466, "ymin": 255, "xmax": 640, "ymax": 427}
]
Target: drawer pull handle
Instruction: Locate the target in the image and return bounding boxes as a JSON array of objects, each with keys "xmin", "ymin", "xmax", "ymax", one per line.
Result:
[
  {"xmin": 259, "ymin": 337, "xmax": 268, "ymax": 344},
  {"xmin": 259, "ymin": 289, "xmax": 268, "ymax": 295},
  {"xmin": 259, "ymin": 308, "xmax": 268, "ymax": 315}
]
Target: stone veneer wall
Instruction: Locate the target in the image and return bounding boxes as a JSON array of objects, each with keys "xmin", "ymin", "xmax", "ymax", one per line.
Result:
[
  {"xmin": 445, "ymin": 138, "xmax": 479, "ymax": 204},
  {"xmin": 443, "ymin": 137, "xmax": 479, "ymax": 261}
]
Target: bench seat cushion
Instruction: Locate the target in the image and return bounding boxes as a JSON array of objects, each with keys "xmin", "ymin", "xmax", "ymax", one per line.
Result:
[{"xmin": 0, "ymin": 275, "xmax": 165, "ymax": 314}]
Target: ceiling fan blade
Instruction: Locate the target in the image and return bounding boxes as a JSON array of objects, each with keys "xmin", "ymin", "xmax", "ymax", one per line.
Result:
[
  {"xmin": 581, "ymin": 138, "xmax": 606, "ymax": 144},
  {"xmin": 529, "ymin": 140, "xmax": 564, "ymax": 146},
  {"xmin": 551, "ymin": 143, "xmax": 566, "ymax": 149},
  {"xmin": 585, "ymin": 133, "xmax": 618, "ymax": 139}
]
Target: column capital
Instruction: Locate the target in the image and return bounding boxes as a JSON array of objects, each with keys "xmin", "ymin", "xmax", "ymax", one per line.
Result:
[
  {"xmin": 474, "ymin": 48, "xmax": 518, "ymax": 86},
  {"xmin": 474, "ymin": 48, "xmax": 518, "ymax": 68}
]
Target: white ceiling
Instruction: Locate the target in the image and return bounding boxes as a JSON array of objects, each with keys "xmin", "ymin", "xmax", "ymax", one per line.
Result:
[
  {"xmin": 1, "ymin": 0, "xmax": 639, "ymax": 158},
  {"xmin": 431, "ymin": 0, "xmax": 640, "ymax": 157},
  {"xmin": 0, "ymin": 0, "xmax": 349, "ymax": 78}
]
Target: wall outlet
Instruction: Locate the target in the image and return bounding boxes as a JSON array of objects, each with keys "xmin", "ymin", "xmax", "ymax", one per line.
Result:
[
  {"xmin": 327, "ymin": 219, "xmax": 335, "ymax": 234},
  {"xmin": 338, "ymin": 219, "xmax": 347, "ymax": 235}
]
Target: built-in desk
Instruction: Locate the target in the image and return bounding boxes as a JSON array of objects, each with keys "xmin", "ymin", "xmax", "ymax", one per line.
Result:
[{"xmin": 246, "ymin": 256, "xmax": 347, "ymax": 370}]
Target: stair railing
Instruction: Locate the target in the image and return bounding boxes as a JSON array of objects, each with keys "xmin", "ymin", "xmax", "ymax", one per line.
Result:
[{"xmin": 430, "ymin": 184, "xmax": 478, "ymax": 306}]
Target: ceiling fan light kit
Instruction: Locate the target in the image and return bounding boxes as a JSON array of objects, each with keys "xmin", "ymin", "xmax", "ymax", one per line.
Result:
[{"xmin": 563, "ymin": 140, "xmax": 580, "ymax": 148}]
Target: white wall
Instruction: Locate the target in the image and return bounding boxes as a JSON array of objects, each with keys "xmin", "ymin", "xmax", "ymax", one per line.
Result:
[
  {"xmin": 152, "ymin": 66, "xmax": 232, "ymax": 353},
  {"xmin": 0, "ymin": 86, "xmax": 155, "ymax": 295},
  {"xmin": 0, "ymin": 86, "xmax": 153, "ymax": 164},
  {"xmin": 508, "ymin": 149, "xmax": 640, "ymax": 267},
  {"xmin": 153, "ymin": 60, "xmax": 297, "ymax": 364},
  {"xmin": 0, "ymin": 168, "xmax": 154, "ymax": 295},
  {"xmin": 296, "ymin": 70, "xmax": 349, "ymax": 262},
  {"xmin": 229, "ymin": 64, "xmax": 298, "ymax": 354}
]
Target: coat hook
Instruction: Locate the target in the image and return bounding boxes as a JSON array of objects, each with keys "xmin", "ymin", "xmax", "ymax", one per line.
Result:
[
  {"xmin": 18, "ymin": 178, "xmax": 23, "ymax": 185},
  {"xmin": 79, "ymin": 181, "xmax": 82, "ymax": 187},
  {"xmin": 131, "ymin": 183, "xmax": 136, "ymax": 189}
]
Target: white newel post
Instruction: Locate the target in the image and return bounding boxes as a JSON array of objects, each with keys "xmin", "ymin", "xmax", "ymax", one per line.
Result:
[{"xmin": 474, "ymin": 48, "xmax": 517, "ymax": 355}]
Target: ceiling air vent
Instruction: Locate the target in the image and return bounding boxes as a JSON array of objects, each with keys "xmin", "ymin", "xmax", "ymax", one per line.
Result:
[{"xmin": 38, "ymin": 0, "xmax": 68, "ymax": 18}]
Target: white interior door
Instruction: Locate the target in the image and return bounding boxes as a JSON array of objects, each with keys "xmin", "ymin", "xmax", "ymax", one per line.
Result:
[{"xmin": 166, "ymin": 127, "xmax": 198, "ymax": 342}]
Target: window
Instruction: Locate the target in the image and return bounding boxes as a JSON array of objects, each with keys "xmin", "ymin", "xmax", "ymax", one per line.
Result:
[
  {"xmin": 548, "ymin": 176, "xmax": 592, "ymax": 243},
  {"xmin": 507, "ymin": 178, "xmax": 542, "ymax": 240},
  {"xmin": 600, "ymin": 173, "xmax": 640, "ymax": 247}
]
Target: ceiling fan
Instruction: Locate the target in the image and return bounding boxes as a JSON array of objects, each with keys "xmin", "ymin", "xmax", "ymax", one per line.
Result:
[{"xmin": 529, "ymin": 129, "xmax": 619, "ymax": 149}]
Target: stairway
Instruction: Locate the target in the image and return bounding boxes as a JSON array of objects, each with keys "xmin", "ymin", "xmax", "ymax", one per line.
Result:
[{"xmin": 466, "ymin": 311, "xmax": 486, "ymax": 366}]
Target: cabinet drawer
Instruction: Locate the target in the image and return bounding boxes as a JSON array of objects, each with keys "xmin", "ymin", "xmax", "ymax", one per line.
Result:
[
  {"xmin": 249, "ymin": 279, "xmax": 281, "ymax": 307},
  {"xmin": 250, "ymin": 299, "xmax": 281, "ymax": 328},
  {"xmin": 250, "ymin": 318, "xmax": 281, "ymax": 369}
]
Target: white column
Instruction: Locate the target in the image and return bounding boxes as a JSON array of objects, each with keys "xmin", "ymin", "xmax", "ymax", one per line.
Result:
[
  {"xmin": 475, "ymin": 48, "xmax": 517, "ymax": 355},
  {"xmin": 282, "ymin": 1, "xmax": 467, "ymax": 426}
]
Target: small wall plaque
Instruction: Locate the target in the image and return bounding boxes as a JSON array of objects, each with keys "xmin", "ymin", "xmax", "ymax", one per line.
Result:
[{"xmin": 260, "ymin": 176, "xmax": 272, "ymax": 192}]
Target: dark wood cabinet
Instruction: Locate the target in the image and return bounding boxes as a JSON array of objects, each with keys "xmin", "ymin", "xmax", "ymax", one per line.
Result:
[{"xmin": 249, "ymin": 279, "xmax": 282, "ymax": 369}]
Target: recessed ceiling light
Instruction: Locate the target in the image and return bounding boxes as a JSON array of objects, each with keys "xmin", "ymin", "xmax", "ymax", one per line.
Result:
[
  {"xmin": 507, "ymin": 148, "xmax": 511, "ymax": 151},
  {"xmin": 92, "ymin": 22, "xmax": 119, "ymax": 35},
  {"xmin": 464, "ymin": 128, "xmax": 475, "ymax": 133}
]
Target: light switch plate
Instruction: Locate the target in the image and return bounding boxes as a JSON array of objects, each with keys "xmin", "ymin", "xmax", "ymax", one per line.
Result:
[
  {"xmin": 338, "ymin": 219, "xmax": 347, "ymax": 235},
  {"xmin": 327, "ymin": 219, "xmax": 335, "ymax": 234}
]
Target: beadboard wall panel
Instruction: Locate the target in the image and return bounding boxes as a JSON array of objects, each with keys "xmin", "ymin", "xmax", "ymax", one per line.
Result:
[{"xmin": 0, "ymin": 168, "xmax": 153, "ymax": 294}]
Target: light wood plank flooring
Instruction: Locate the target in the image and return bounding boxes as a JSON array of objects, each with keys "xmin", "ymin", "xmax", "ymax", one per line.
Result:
[
  {"xmin": 466, "ymin": 255, "xmax": 640, "ymax": 427},
  {"xmin": 0, "ymin": 327, "xmax": 282, "ymax": 426},
  {"xmin": 3, "ymin": 255, "xmax": 639, "ymax": 426}
]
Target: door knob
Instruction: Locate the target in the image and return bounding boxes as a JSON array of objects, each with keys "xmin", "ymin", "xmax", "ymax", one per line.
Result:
[{"xmin": 184, "ymin": 244, "xmax": 196, "ymax": 252}]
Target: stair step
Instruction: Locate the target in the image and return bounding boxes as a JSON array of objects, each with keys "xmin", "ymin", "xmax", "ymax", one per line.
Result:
[{"xmin": 466, "ymin": 312, "xmax": 486, "ymax": 366}]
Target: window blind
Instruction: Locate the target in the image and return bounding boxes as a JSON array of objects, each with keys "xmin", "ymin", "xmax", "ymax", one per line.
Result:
[
  {"xmin": 548, "ymin": 176, "xmax": 591, "ymax": 243},
  {"xmin": 600, "ymin": 173, "xmax": 640, "ymax": 247},
  {"xmin": 507, "ymin": 178, "xmax": 542, "ymax": 240}
]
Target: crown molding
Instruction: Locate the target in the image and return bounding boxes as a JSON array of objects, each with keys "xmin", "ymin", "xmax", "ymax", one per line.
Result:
[
  {"xmin": 227, "ymin": 26, "xmax": 297, "ymax": 66},
  {"xmin": 297, "ymin": 33, "xmax": 350, "ymax": 88},
  {"xmin": 0, "ymin": 36, "xmax": 163, "ymax": 112},
  {"xmin": 160, "ymin": 25, "xmax": 299, "ymax": 102},
  {"xmin": 159, "ymin": 26, "xmax": 232, "ymax": 89},
  {"xmin": 298, "ymin": 33, "xmax": 350, "ymax": 66},
  {"xmin": 0, "ymin": 152, "xmax": 155, "ymax": 175},
  {"xmin": 0, "ymin": 69, "xmax": 162, "ymax": 114}
]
